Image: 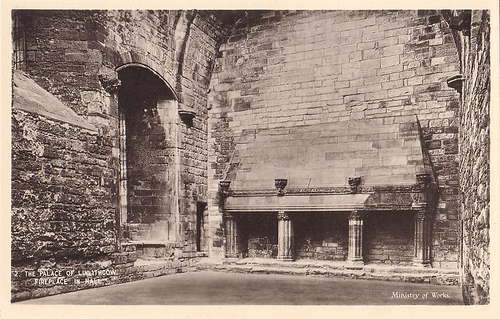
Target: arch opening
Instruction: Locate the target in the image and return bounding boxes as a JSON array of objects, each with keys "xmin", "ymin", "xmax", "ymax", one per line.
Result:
[{"xmin": 117, "ymin": 65, "xmax": 179, "ymax": 242}]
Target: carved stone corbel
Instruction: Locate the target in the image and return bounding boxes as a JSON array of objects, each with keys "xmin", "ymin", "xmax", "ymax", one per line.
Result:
[
  {"xmin": 447, "ymin": 10, "xmax": 472, "ymax": 36},
  {"xmin": 348, "ymin": 176, "xmax": 362, "ymax": 194},
  {"xmin": 412, "ymin": 173, "xmax": 432, "ymax": 208},
  {"xmin": 219, "ymin": 180, "xmax": 231, "ymax": 198},
  {"xmin": 98, "ymin": 67, "xmax": 121, "ymax": 93},
  {"xmin": 447, "ymin": 74, "xmax": 464, "ymax": 94},
  {"xmin": 275, "ymin": 179, "xmax": 288, "ymax": 196}
]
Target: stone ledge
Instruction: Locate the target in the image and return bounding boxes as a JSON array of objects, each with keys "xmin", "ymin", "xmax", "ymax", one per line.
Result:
[{"xmin": 196, "ymin": 258, "xmax": 459, "ymax": 286}]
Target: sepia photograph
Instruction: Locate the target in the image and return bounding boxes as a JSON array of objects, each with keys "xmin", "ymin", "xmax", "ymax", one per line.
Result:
[{"xmin": 2, "ymin": 0, "xmax": 497, "ymax": 317}]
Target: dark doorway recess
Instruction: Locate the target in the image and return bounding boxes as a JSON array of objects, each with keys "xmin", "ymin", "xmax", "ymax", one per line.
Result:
[{"xmin": 196, "ymin": 201, "xmax": 207, "ymax": 252}]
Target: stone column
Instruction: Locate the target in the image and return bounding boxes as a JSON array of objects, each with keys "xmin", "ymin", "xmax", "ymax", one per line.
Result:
[
  {"xmin": 347, "ymin": 211, "xmax": 364, "ymax": 264},
  {"xmin": 158, "ymin": 99, "xmax": 180, "ymax": 242},
  {"xmin": 118, "ymin": 110, "xmax": 128, "ymax": 227},
  {"xmin": 413, "ymin": 211, "xmax": 431, "ymax": 266},
  {"xmin": 277, "ymin": 211, "xmax": 294, "ymax": 261},
  {"xmin": 225, "ymin": 214, "xmax": 238, "ymax": 258}
]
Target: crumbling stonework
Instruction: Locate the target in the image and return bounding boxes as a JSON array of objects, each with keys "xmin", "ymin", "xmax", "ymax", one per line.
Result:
[
  {"xmin": 450, "ymin": 10, "xmax": 490, "ymax": 305},
  {"xmin": 11, "ymin": 108, "xmax": 115, "ymax": 264},
  {"xmin": 12, "ymin": 9, "xmax": 232, "ymax": 242},
  {"xmin": 11, "ymin": 9, "xmax": 235, "ymax": 301}
]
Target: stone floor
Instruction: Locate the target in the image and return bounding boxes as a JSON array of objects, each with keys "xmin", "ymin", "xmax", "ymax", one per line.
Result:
[{"xmin": 18, "ymin": 271, "xmax": 463, "ymax": 305}]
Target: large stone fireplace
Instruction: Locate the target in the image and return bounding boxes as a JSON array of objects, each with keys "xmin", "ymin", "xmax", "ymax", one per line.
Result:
[{"xmin": 218, "ymin": 117, "xmax": 437, "ymax": 266}]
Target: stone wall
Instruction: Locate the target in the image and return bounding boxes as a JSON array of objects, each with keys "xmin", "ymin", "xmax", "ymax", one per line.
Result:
[
  {"xmin": 456, "ymin": 10, "xmax": 490, "ymax": 305},
  {"xmin": 295, "ymin": 213, "xmax": 348, "ymax": 261},
  {"xmin": 208, "ymin": 10, "xmax": 461, "ymax": 266},
  {"xmin": 233, "ymin": 211, "xmax": 415, "ymax": 264},
  {"xmin": 364, "ymin": 212, "xmax": 415, "ymax": 265},
  {"xmin": 11, "ymin": 10, "xmax": 232, "ymax": 301},
  {"xmin": 120, "ymin": 67, "xmax": 175, "ymax": 226},
  {"xmin": 12, "ymin": 8, "xmax": 488, "ymax": 303},
  {"xmin": 12, "ymin": 108, "xmax": 115, "ymax": 266},
  {"xmin": 12, "ymin": 9, "xmax": 230, "ymax": 250},
  {"xmin": 243, "ymin": 214, "xmax": 278, "ymax": 258},
  {"xmin": 11, "ymin": 102, "xmax": 121, "ymax": 301}
]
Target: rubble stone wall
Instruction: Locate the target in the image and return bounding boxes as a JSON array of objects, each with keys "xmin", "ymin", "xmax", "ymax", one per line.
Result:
[
  {"xmin": 242, "ymin": 214, "xmax": 278, "ymax": 258},
  {"xmin": 294, "ymin": 213, "xmax": 348, "ymax": 261},
  {"xmin": 11, "ymin": 108, "xmax": 119, "ymax": 301},
  {"xmin": 458, "ymin": 10, "xmax": 490, "ymax": 305},
  {"xmin": 364, "ymin": 212, "xmax": 415, "ymax": 265},
  {"xmin": 11, "ymin": 109, "xmax": 115, "ymax": 266}
]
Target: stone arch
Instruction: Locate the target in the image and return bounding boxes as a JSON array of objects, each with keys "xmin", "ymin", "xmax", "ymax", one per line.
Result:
[
  {"xmin": 117, "ymin": 63, "xmax": 181, "ymax": 242},
  {"xmin": 116, "ymin": 48, "xmax": 178, "ymax": 93},
  {"xmin": 116, "ymin": 62, "xmax": 178, "ymax": 102}
]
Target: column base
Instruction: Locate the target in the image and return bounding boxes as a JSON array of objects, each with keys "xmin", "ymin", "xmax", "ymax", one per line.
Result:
[
  {"xmin": 412, "ymin": 260, "xmax": 431, "ymax": 268},
  {"xmin": 277, "ymin": 257, "xmax": 294, "ymax": 262},
  {"xmin": 346, "ymin": 259, "xmax": 364, "ymax": 266}
]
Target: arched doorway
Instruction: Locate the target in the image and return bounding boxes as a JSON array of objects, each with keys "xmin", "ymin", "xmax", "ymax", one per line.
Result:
[{"xmin": 117, "ymin": 64, "xmax": 179, "ymax": 242}]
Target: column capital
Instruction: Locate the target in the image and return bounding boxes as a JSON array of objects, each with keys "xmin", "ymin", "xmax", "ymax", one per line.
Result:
[
  {"xmin": 277, "ymin": 211, "xmax": 291, "ymax": 220},
  {"xmin": 415, "ymin": 210, "xmax": 428, "ymax": 219},
  {"xmin": 349, "ymin": 210, "xmax": 364, "ymax": 220}
]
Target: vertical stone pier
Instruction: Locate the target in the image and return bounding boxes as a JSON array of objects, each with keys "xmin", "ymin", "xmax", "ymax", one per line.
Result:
[
  {"xmin": 348, "ymin": 211, "xmax": 364, "ymax": 264},
  {"xmin": 225, "ymin": 214, "xmax": 238, "ymax": 258},
  {"xmin": 277, "ymin": 211, "xmax": 294, "ymax": 261},
  {"xmin": 413, "ymin": 211, "xmax": 431, "ymax": 266}
]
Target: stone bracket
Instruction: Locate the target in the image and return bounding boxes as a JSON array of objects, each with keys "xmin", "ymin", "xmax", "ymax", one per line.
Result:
[
  {"xmin": 447, "ymin": 74, "xmax": 464, "ymax": 94},
  {"xmin": 98, "ymin": 67, "xmax": 121, "ymax": 93},
  {"xmin": 411, "ymin": 173, "xmax": 437, "ymax": 211},
  {"xmin": 348, "ymin": 176, "xmax": 362, "ymax": 193},
  {"xmin": 275, "ymin": 179, "xmax": 288, "ymax": 196}
]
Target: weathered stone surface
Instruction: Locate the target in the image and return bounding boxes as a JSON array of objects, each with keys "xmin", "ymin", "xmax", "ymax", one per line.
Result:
[
  {"xmin": 209, "ymin": 10, "xmax": 460, "ymax": 264},
  {"xmin": 11, "ymin": 9, "xmax": 489, "ymax": 304},
  {"xmin": 454, "ymin": 10, "xmax": 490, "ymax": 305},
  {"xmin": 217, "ymin": 117, "xmax": 426, "ymax": 190},
  {"xmin": 197, "ymin": 258, "xmax": 460, "ymax": 286},
  {"xmin": 11, "ymin": 108, "xmax": 115, "ymax": 264},
  {"xmin": 11, "ymin": 9, "xmax": 233, "ymax": 301},
  {"xmin": 12, "ymin": 70, "xmax": 96, "ymax": 131}
]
